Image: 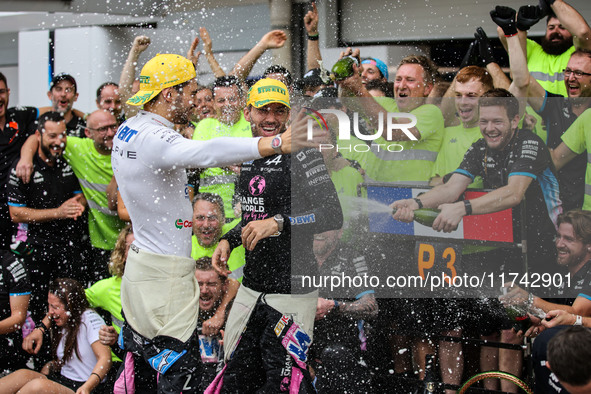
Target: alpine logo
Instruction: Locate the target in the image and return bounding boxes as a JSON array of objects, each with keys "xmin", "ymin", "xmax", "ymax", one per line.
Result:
[{"xmin": 175, "ymin": 219, "xmax": 192, "ymax": 229}]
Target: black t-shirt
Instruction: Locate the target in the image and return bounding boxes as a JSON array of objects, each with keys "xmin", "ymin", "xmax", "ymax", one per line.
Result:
[
  {"xmin": 0, "ymin": 107, "xmax": 38, "ymax": 203},
  {"xmin": 314, "ymin": 244, "xmax": 373, "ymax": 351},
  {"xmin": 65, "ymin": 113, "xmax": 86, "ymax": 138},
  {"xmin": 537, "ymin": 92, "xmax": 585, "ymax": 211},
  {"xmin": 455, "ymin": 129, "xmax": 560, "ymax": 273},
  {"xmin": 224, "ymin": 148, "xmax": 343, "ymax": 294},
  {"xmin": 6, "ymin": 154, "xmax": 85, "ymax": 246}
]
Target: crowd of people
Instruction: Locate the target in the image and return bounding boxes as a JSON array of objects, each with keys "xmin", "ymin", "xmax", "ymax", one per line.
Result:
[{"xmin": 2, "ymin": 0, "xmax": 591, "ymax": 392}]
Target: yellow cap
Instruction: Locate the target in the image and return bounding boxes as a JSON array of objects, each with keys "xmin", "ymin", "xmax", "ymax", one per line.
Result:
[
  {"xmin": 246, "ymin": 78, "xmax": 290, "ymax": 109},
  {"xmin": 127, "ymin": 54, "xmax": 196, "ymax": 106}
]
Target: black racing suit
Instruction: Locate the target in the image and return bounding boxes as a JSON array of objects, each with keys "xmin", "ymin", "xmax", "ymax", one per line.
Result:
[{"xmin": 219, "ymin": 148, "xmax": 343, "ymax": 393}]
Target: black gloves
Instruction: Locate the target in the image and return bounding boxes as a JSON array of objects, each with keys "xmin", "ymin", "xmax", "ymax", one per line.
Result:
[
  {"xmin": 538, "ymin": 0, "xmax": 556, "ymax": 18},
  {"xmin": 460, "ymin": 40, "xmax": 478, "ymax": 69},
  {"xmin": 516, "ymin": 5, "xmax": 544, "ymax": 31},
  {"xmin": 490, "ymin": 5, "xmax": 518, "ymax": 36},
  {"xmin": 474, "ymin": 27, "xmax": 496, "ymax": 66}
]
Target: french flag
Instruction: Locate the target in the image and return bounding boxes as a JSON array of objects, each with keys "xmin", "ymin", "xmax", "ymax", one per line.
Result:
[{"xmin": 367, "ymin": 186, "xmax": 515, "ymax": 244}]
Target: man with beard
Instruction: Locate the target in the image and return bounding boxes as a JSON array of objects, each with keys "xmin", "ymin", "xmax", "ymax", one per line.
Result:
[
  {"xmin": 46, "ymin": 74, "xmax": 86, "ymax": 137},
  {"xmin": 503, "ymin": 210, "xmax": 591, "ymax": 393},
  {"xmin": 194, "ymin": 257, "xmax": 238, "ymax": 391},
  {"xmin": 0, "ymin": 72, "xmax": 38, "ymax": 251},
  {"xmin": 7, "ymin": 112, "xmax": 85, "ymax": 322},
  {"xmin": 192, "ymin": 76, "xmax": 251, "ymax": 220},
  {"xmin": 96, "ymin": 82, "xmax": 123, "ymax": 122},
  {"xmin": 503, "ymin": 17, "xmax": 591, "ymax": 212},
  {"xmin": 16, "ymin": 110, "xmax": 127, "ymax": 283},
  {"xmin": 211, "ymin": 78, "xmax": 342, "ymax": 392},
  {"xmin": 497, "ymin": 0, "xmax": 591, "ymax": 97},
  {"xmin": 112, "ymin": 54, "xmax": 298, "ymax": 393}
]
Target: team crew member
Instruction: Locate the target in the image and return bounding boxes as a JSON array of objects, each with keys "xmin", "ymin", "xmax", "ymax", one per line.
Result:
[
  {"xmin": 46, "ymin": 73, "xmax": 86, "ymax": 137},
  {"xmin": 0, "ymin": 250, "xmax": 31, "ymax": 373},
  {"xmin": 212, "ymin": 78, "xmax": 343, "ymax": 392},
  {"xmin": 7, "ymin": 112, "xmax": 86, "ymax": 320},
  {"xmin": 0, "ymin": 72, "xmax": 38, "ymax": 250},
  {"xmin": 112, "ymin": 54, "xmax": 299, "ymax": 393}
]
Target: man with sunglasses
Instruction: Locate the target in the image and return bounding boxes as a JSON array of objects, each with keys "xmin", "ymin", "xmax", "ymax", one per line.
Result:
[
  {"xmin": 16, "ymin": 109, "xmax": 126, "ymax": 283},
  {"xmin": 504, "ymin": 17, "xmax": 591, "ymax": 211}
]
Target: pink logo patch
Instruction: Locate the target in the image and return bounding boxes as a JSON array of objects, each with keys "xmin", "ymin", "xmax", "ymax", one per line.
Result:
[{"xmin": 249, "ymin": 175, "xmax": 266, "ymax": 196}]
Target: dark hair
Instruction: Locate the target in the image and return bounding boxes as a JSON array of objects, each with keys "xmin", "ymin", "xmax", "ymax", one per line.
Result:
[
  {"xmin": 48, "ymin": 278, "xmax": 90, "ymax": 371},
  {"xmin": 557, "ymin": 210, "xmax": 591, "ymax": 245},
  {"xmin": 398, "ymin": 55, "xmax": 438, "ymax": 85},
  {"xmin": 193, "ymin": 192, "xmax": 225, "ymax": 216},
  {"xmin": 0, "ymin": 72, "xmax": 6, "ymax": 87},
  {"xmin": 195, "ymin": 257, "xmax": 227, "ymax": 283},
  {"xmin": 37, "ymin": 111, "xmax": 65, "ymax": 133},
  {"xmin": 213, "ymin": 76, "xmax": 243, "ymax": 97},
  {"xmin": 479, "ymin": 88, "xmax": 519, "ymax": 120},
  {"xmin": 263, "ymin": 65, "xmax": 293, "ymax": 87},
  {"xmin": 546, "ymin": 11, "xmax": 557, "ymax": 26},
  {"xmin": 547, "ymin": 326, "xmax": 591, "ymax": 386},
  {"xmin": 365, "ymin": 80, "xmax": 391, "ymax": 96},
  {"xmin": 96, "ymin": 82, "xmax": 119, "ymax": 101},
  {"xmin": 456, "ymin": 66, "xmax": 494, "ymax": 92}
]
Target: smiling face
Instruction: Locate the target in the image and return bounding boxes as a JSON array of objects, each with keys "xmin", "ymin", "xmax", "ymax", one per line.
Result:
[
  {"xmin": 85, "ymin": 110, "xmax": 118, "ymax": 154},
  {"xmin": 47, "ymin": 80, "xmax": 78, "ymax": 114},
  {"xmin": 394, "ymin": 63, "xmax": 431, "ymax": 112},
  {"xmin": 214, "ymin": 85, "xmax": 243, "ymax": 125},
  {"xmin": 192, "ymin": 88, "xmax": 215, "ymax": 122},
  {"xmin": 361, "ymin": 63, "xmax": 383, "ymax": 84},
  {"xmin": 541, "ymin": 17, "xmax": 573, "ymax": 56},
  {"xmin": 245, "ymin": 103, "xmax": 290, "ymax": 138},
  {"xmin": 38, "ymin": 120, "xmax": 67, "ymax": 164},
  {"xmin": 195, "ymin": 269, "xmax": 224, "ymax": 311},
  {"xmin": 555, "ymin": 222, "xmax": 590, "ymax": 270},
  {"xmin": 455, "ymin": 79, "xmax": 487, "ymax": 128},
  {"xmin": 193, "ymin": 199, "xmax": 224, "ymax": 248},
  {"xmin": 564, "ymin": 54, "xmax": 591, "ymax": 98},
  {"xmin": 97, "ymin": 84, "xmax": 122, "ymax": 118},
  {"xmin": 48, "ymin": 292, "xmax": 69, "ymax": 327},
  {"xmin": 478, "ymin": 105, "xmax": 519, "ymax": 151}
]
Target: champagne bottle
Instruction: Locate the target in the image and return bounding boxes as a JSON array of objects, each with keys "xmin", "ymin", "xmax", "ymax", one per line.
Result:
[
  {"xmin": 422, "ymin": 354, "xmax": 436, "ymax": 393},
  {"xmin": 330, "ymin": 56, "xmax": 359, "ymax": 81},
  {"xmin": 505, "ymin": 304, "xmax": 532, "ymax": 332},
  {"xmin": 392, "ymin": 208, "xmax": 441, "ymax": 227}
]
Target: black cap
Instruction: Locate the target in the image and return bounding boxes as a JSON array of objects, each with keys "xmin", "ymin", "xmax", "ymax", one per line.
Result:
[
  {"xmin": 296, "ymin": 68, "xmax": 331, "ymax": 90},
  {"xmin": 50, "ymin": 73, "xmax": 77, "ymax": 92}
]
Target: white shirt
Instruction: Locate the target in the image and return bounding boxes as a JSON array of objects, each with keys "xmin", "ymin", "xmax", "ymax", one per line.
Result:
[
  {"xmin": 59, "ymin": 310, "xmax": 104, "ymax": 382},
  {"xmin": 112, "ymin": 111, "xmax": 261, "ymax": 257}
]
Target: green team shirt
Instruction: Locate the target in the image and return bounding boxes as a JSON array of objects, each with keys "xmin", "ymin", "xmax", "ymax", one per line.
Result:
[
  {"xmin": 431, "ymin": 124, "xmax": 483, "ymax": 189},
  {"xmin": 64, "ymin": 137, "xmax": 125, "ymax": 250},
  {"xmin": 527, "ymin": 39, "xmax": 574, "ymax": 97},
  {"xmin": 192, "ymin": 113, "xmax": 252, "ymax": 219},
  {"xmin": 85, "ymin": 276, "xmax": 123, "ymax": 361},
  {"xmin": 191, "ymin": 219, "xmax": 245, "ymax": 282},
  {"xmin": 561, "ymin": 108, "xmax": 591, "ymax": 210},
  {"xmin": 365, "ymin": 102, "xmax": 444, "ymax": 184}
]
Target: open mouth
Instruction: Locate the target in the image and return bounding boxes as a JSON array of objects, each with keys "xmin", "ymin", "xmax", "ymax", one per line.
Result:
[{"xmin": 260, "ymin": 124, "xmax": 280, "ymax": 136}]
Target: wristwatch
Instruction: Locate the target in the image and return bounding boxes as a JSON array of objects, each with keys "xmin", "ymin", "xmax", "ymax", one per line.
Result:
[
  {"xmin": 574, "ymin": 314, "xmax": 583, "ymax": 326},
  {"xmin": 271, "ymin": 134, "xmax": 283, "ymax": 155},
  {"xmin": 273, "ymin": 214, "xmax": 284, "ymax": 232}
]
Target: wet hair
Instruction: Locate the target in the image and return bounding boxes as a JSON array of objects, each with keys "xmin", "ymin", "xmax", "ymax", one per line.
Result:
[
  {"xmin": 479, "ymin": 88, "xmax": 519, "ymax": 121},
  {"xmin": 48, "ymin": 278, "xmax": 90, "ymax": 371},
  {"xmin": 365, "ymin": 80, "xmax": 391, "ymax": 96},
  {"xmin": 398, "ymin": 55, "xmax": 438, "ymax": 86},
  {"xmin": 193, "ymin": 193, "xmax": 225, "ymax": 217},
  {"xmin": 96, "ymin": 82, "xmax": 119, "ymax": 101},
  {"xmin": 263, "ymin": 65, "xmax": 293, "ymax": 87},
  {"xmin": 109, "ymin": 224, "xmax": 133, "ymax": 277},
  {"xmin": 456, "ymin": 66, "xmax": 494, "ymax": 92},
  {"xmin": 547, "ymin": 326, "xmax": 591, "ymax": 386},
  {"xmin": 0, "ymin": 72, "xmax": 6, "ymax": 87},
  {"xmin": 195, "ymin": 257, "xmax": 226, "ymax": 282},
  {"xmin": 37, "ymin": 111, "xmax": 65, "ymax": 133},
  {"xmin": 213, "ymin": 76, "xmax": 243, "ymax": 97},
  {"xmin": 556, "ymin": 210, "xmax": 591, "ymax": 245}
]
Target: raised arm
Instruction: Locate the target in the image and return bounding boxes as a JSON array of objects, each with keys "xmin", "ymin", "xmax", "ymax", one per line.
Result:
[
  {"xmin": 200, "ymin": 27, "xmax": 226, "ymax": 78},
  {"xmin": 231, "ymin": 30, "xmax": 287, "ymax": 80},
  {"xmin": 304, "ymin": 2, "xmax": 322, "ymax": 71},
  {"xmin": 119, "ymin": 36, "xmax": 151, "ymax": 118}
]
